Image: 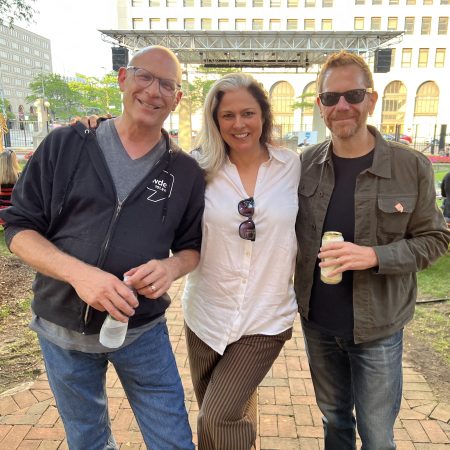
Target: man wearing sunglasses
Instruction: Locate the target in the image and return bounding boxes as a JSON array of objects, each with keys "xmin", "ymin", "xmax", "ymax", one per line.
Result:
[
  {"xmin": 0, "ymin": 46, "xmax": 205, "ymax": 449},
  {"xmin": 295, "ymin": 51, "xmax": 449, "ymax": 449}
]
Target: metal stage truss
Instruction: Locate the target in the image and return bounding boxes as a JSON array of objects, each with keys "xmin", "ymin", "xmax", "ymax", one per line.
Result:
[{"xmin": 99, "ymin": 30, "xmax": 403, "ymax": 68}]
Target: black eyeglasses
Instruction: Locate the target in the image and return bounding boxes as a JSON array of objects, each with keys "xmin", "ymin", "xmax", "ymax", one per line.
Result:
[
  {"xmin": 318, "ymin": 88, "xmax": 373, "ymax": 107},
  {"xmin": 238, "ymin": 197, "xmax": 256, "ymax": 242},
  {"xmin": 126, "ymin": 66, "xmax": 181, "ymax": 97}
]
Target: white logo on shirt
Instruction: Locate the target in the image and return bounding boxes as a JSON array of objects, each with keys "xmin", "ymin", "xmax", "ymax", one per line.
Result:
[{"xmin": 146, "ymin": 171, "xmax": 174, "ymax": 202}]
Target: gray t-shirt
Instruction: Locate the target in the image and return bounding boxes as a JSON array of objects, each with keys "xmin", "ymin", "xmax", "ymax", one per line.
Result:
[{"xmin": 30, "ymin": 119, "xmax": 167, "ymax": 352}]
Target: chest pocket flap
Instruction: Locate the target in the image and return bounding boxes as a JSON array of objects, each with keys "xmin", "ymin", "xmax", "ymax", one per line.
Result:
[
  {"xmin": 299, "ymin": 177, "xmax": 320, "ymax": 198},
  {"xmin": 377, "ymin": 195, "xmax": 417, "ymax": 214}
]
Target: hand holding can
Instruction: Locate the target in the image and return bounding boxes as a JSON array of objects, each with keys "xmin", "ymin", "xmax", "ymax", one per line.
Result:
[{"xmin": 320, "ymin": 231, "xmax": 344, "ymax": 284}]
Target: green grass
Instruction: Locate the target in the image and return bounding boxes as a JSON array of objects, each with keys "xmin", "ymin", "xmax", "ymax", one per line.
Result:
[
  {"xmin": 417, "ymin": 251, "xmax": 450, "ymax": 300},
  {"xmin": 0, "ymin": 228, "xmax": 9, "ymax": 256}
]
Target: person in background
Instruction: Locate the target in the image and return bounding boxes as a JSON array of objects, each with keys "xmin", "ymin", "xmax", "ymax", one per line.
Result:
[
  {"xmin": 0, "ymin": 150, "xmax": 20, "ymax": 225},
  {"xmin": 441, "ymin": 170, "xmax": 450, "ymax": 224},
  {"xmin": 294, "ymin": 50, "xmax": 450, "ymax": 450},
  {"xmin": 0, "ymin": 46, "xmax": 205, "ymax": 450},
  {"xmin": 182, "ymin": 73, "xmax": 300, "ymax": 449}
]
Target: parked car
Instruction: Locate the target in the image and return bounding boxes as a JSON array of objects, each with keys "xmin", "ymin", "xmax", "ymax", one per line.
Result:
[{"xmin": 382, "ymin": 134, "xmax": 412, "ymax": 145}]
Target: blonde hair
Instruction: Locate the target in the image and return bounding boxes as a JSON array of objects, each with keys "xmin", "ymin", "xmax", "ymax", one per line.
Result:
[
  {"xmin": 317, "ymin": 50, "xmax": 374, "ymax": 93},
  {"xmin": 194, "ymin": 73, "xmax": 273, "ymax": 181},
  {"xmin": 0, "ymin": 150, "xmax": 20, "ymax": 187}
]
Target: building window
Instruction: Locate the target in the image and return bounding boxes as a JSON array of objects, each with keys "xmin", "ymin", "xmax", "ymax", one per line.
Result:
[
  {"xmin": 218, "ymin": 0, "xmax": 229, "ymax": 5},
  {"xmin": 355, "ymin": 0, "xmax": 365, "ymax": 3},
  {"xmin": 322, "ymin": 19, "xmax": 332, "ymax": 30},
  {"xmin": 235, "ymin": 19, "xmax": 246, "ymax": 30},
  {"xmin": 305, "ymin": 0, "xmax": 315, "ymax": 6},
  {"xmin": 387, "ymin": 17, "xmax": 398, "ymax": 30},
  {"xmin": 149, "ymin": 0, "xmax": 160, "ymax": 5},
  {"xmin": 132, "ymin": 18, "xmax": 145, "ymax": 29},
  {"xmin": 435, "ymin": 48, "xmax": 446, "ymax": 68},
  {"xmin": 184, "ymin": 18, "xmax": 195, "ymax": 29},
  {"xmin": 287, "ymin": 19, "xmax": 298, "ymax": 30},
  {"xmin": 389, "ymin": 0, "xmax": 399, "ymax": 3},
  {"xmin": 354, "ymin": 17, "xmax": 364, "ymax": 30},
  {"xmin": 414, "ymin": 81, "xmax": 439, "ymax": 116},
  {"xmin": 252, "ymin": 19, "xmax": 264, "ymax": 29},
  {"xmin": 423, "ymin": 0, "xmax": 433, "ymax": 4},
  {"xmin": 167, "ymin": 18, "xmax": 177, "ymax": 29},
  {"xmin": 421, "ymin": 17, "xmax": 432, "ymax": 34},
  {"xmin": 270, "ymin": 0, "xmax": 281, "ymax": 6},
  {"xmin": 418, "ymin": 48, "xmax": 429, "ymax": 67},
  {"xmin": 131, "ymin": 0, "xmax": 145, "ymax": 6},
  {"xmin": 372, "ymin": 0, "xmax": 381, "ymax": 4},
  {"xmin": 270, "ymin": 19, "xmax": 281, "ymax": 30},
  {"xmin": 253, "ymin": 0, "xmax": 263, "ymax": 5},
  {"xmin": 270, "ymin": 81, "xmax": 295, "ymax": 136},
  {"xmin": 236, "ymin": 0, "xmax": 246, "ymax": 5},
  {"xmin": 371, "ymin": 17, "xmax": 381, "ymax": 30},
  {"xmin": 218, "ymin": 18, "xmax": 229, "ymax": 29},
  {"xmin": 381, "ymin": 81, "xmax": 406, "ymax": 134},
  {"xmin": 288, "ymin": 0, "xmax": 298, "ymax": 6},
  {"xmin": 304, "ymin": 19, "xmax": 315, "ymax": 30},
  {"xmin": 201, "ymin": 18, "xmax": 212, "ymax": 29},
  {"xmin": 406, "ymin": 0, "xmax": 416, "ymax": 4},
  {"xmin": 322, "ymin": 0, "xmax": 333, "ymax": 6},
  {"xmin": 166, "ymin": 0, "xmax": 177, "ymax": 5},
  {"xmin": 404, "ymin": 17, "xmax": 414, "ymax": 34},
  {"xmin": 438, "ymin": 17, "xmax": 448, "ymax": 35},
  {"xmin": 441, "ymin": 0, "xmax": 449, "ymax": 4},
  {"xmin": 201, "ymin": 0, "xmax": 212, "ymax": 5},
  {"xmin": 149, "ymin": 18, "xmax": 161, "ymax": 29},
  {"xmin": 184, "ymin": 0, "xmax": 194, "ymax": 5},
  {"xmin": 401, "ymin": 48, "xmax": 412, "ymax": 67},
  {"xmin": 390, "ymin": 48, "xmax": 396, "ymax": 68}
]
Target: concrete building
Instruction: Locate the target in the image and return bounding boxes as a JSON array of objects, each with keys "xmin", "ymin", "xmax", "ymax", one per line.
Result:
[
  {"xmin": 115, "ymin": 0, "xmax": 449, "ymax": 144},
  {"xmin": 0, "ymin": 23, "xmax": 52, "ymax": 120}
]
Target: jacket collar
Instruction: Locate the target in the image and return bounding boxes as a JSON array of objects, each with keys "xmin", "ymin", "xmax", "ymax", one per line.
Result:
[{"xmin": 313, "ymin": 125, "xmax": 392, "ymax": 179}]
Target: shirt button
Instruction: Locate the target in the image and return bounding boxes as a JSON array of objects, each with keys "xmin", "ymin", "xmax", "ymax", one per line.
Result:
[{"xmin": 312, "ymin": 224, "xmax": 316, "ymax": 230}]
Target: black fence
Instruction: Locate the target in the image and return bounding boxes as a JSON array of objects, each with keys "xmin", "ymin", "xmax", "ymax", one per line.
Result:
[{"xmin": 2, "ymin": 120, "xmax": 39, "ymax": 148}]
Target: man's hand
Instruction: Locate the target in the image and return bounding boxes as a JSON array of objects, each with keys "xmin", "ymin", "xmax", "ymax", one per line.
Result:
[
  {"xmin": 124, "ymin": 259, "xmax": 176, "ymax": 299},
  {"xmin": 70, "ymin": 114, "xmax": 111, "ymax": 129},
  {"xmin": 318, "ymin": 241, "xmax": 379, "ymax": 277},
  {"xmin": 70, "ymin": 266, "xmax": 139, "ymax": 322}
]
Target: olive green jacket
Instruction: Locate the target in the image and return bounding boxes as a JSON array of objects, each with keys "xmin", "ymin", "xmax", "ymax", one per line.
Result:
[{"xmin": 294, "ymin": 126, "xmax": 450, "ymax": 343}]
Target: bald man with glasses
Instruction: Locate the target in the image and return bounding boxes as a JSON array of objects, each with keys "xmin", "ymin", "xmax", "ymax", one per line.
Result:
[
  {"xmin": 0, "ymin": 46, "xmax": 205, "ymax": 450},
  {"xmin": 294, "ymin": 50, "xmax": 449, "ymax": 449}
]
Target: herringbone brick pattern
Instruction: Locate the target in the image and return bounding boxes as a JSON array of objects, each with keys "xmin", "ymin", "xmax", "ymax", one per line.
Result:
[{"xmin": 1, "ymin": 278, "xmax": 449, "ymax": 449}]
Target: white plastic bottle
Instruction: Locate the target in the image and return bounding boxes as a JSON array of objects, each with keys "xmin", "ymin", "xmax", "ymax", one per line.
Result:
[{"xmin": 99, "ymin": 275, "xmax": 135, "ymax": 348}]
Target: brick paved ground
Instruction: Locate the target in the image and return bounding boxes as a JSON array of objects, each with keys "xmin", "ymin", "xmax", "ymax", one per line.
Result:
[{"xmin": 1, "ymin": 278, "xmax": 450, "ymax": 449}]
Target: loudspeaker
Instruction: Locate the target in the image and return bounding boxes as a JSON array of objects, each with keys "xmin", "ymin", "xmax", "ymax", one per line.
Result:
[
  {"xmin": 112, "ymin": 47, "xmax": 129, "ymax": 71},
  {"xmin": 374, "ymin": 49, "xmax": 392, "ymax": 73}
]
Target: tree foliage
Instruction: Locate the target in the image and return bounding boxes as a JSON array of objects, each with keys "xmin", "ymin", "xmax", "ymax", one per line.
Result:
[
  {"xmin": 291, "ymin": 92, "xmax": 316, "ymax": 111},
  {"xmin": 26, "ymin": 72, "xmax": 121, "ymax": 121},
  {"xmin": 0, "ymin": 0, "xmax": 36, "ymax": 26}
]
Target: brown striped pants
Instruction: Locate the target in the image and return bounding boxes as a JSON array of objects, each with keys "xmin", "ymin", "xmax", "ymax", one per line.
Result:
[{"xmin": 185, "ymin": 325, "xmax": 292, "ymax": 450}]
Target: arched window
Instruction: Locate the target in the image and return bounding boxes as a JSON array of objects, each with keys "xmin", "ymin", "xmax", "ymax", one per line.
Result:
[
  {"xmin": 301, "ymin": 82, "xmax": 317, "ymax": 117},
  {"xmin": 414, "ymin": 81, "xmax": 439, "ymax": 116},
  {"xmin": 270, "ymin": 81, "xmax": 295, "ymax": 138},
  {"xmin": 381, "ymin": 81, "xmax": 407, "ymax": 134}
]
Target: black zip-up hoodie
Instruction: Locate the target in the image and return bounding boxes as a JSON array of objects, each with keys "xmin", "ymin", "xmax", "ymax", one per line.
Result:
[{"xmin": 0, "ymin": 122, "xmax": 205, "ymax": 334}]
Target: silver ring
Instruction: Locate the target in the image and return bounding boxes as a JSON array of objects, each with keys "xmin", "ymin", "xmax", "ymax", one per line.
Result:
[{"xmin": 150, "ymin": 284, "xmax": 156, "ymax": 292}]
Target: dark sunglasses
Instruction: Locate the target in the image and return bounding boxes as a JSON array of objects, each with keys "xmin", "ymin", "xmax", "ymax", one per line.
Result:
[
  {"xmin": 238, "ymin": 197, "xmax": 256, "ymax": 242},
  {"xmin": 318, "ymin": 88, "xmax": 373, "ymax": 107}
]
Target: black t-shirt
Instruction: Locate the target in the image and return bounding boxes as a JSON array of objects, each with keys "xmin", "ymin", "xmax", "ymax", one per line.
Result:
[{"xmin": 309, "ymin": 149, "xmax": 374, "ymax": 338}]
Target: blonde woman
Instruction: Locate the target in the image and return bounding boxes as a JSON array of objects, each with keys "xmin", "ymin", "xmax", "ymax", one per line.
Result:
[
  {"xmin": 0, "ymin": 150, "xmax": 20, "ymax": 223},
  {"xmin": 182, "ymin": 73, "xmax": 300, "ymax": 449}
]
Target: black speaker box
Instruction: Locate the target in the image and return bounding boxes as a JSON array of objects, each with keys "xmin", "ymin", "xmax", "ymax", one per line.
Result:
[
  {"xmin": 112, "ymin": 47, "xmax": 129, "ymax": 71},
  {"xmin": 374, "ymin": 49, "xmax": 392, "ymax": 73}
]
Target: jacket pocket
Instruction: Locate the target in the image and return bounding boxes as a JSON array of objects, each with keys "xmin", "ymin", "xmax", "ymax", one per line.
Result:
[{"xmin": 376, "ymin": 195, "xmax": 417, "ymax": 240}]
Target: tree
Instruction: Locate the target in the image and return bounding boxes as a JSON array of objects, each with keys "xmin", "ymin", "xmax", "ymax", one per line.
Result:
[
  {"xmin": 26, "ymin": 73, "xmax": 83, "ymax": 120},
  {"xmin": 0, "ymin": 0, "xmax": 36, "ymax": 26},
  {"xmin": 68, "ymin": 73, "xmax": 121, "ymax": 116},
  {"xmin": 0, "ymin": 97, "xmax": 15, "ymax": 120}
]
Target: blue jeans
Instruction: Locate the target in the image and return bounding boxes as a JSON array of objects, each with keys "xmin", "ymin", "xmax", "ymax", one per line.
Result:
[
  {"xmin": 302, "ymin": 321, "xmax": 403, "ymax": 450},
  {"xmin": 39, "ymin": 322, "xmax": 194, "ymax": 450}
]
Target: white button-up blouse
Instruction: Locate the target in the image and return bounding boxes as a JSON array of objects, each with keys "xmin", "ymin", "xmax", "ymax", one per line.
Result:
[{"xmin": 182, "ymin": 146, "xmax": 301, "ymax": 354}]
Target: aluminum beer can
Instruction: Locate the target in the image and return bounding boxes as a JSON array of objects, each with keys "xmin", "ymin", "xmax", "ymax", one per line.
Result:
[{"xmin": 320, "ymin": 231, "xmax": 344, "ymax": 285}]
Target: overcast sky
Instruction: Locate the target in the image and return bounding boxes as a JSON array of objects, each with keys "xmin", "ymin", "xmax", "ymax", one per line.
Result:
[{"xmin": 22, "ymin": 0, "xmax": 118, "ymax": 77}]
